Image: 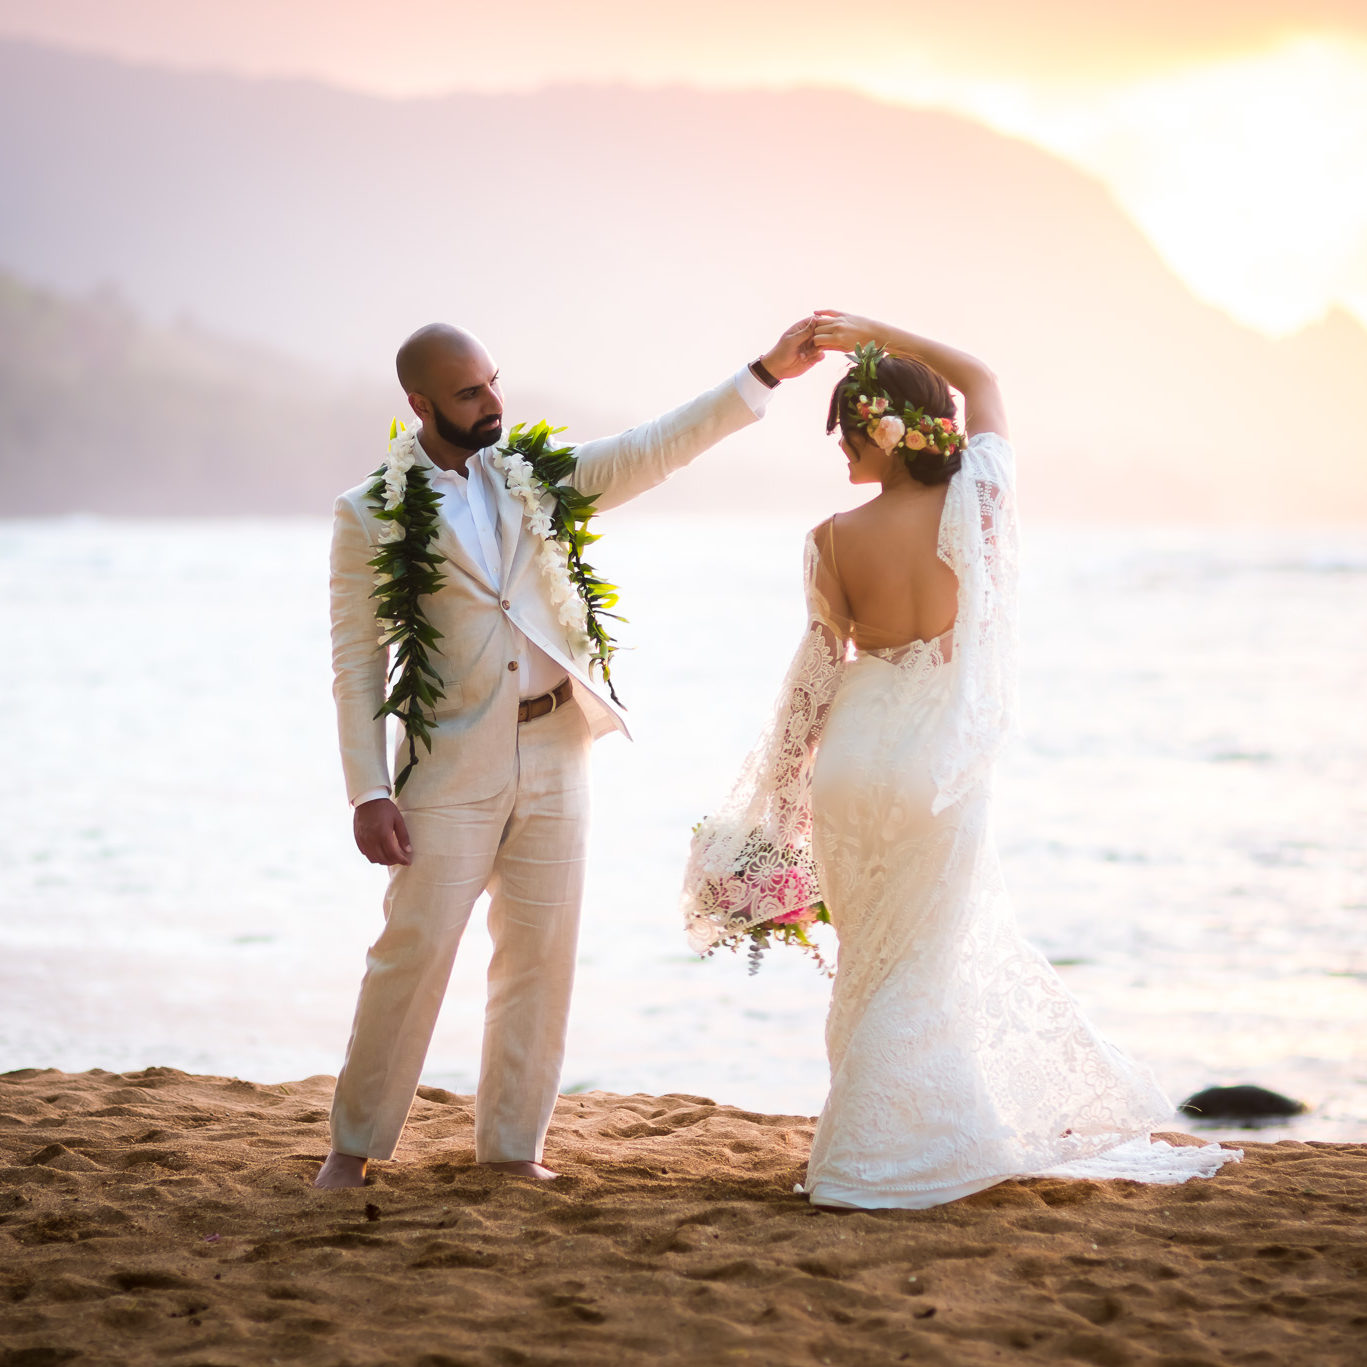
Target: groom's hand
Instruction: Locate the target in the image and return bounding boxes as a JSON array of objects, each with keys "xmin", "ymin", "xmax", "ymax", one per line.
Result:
[
  {"xmin": 354, "ymin": 798, "xmax": 413, "ymax": 866},
  {"xmin": 760, "ymin": 316, "xmax": 823, "ymax": 381}
]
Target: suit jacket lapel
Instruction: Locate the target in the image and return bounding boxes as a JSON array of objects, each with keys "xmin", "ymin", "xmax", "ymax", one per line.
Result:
[{"xmin": 431, "ymin": 517, "xmax": 494, "ymax": 591}]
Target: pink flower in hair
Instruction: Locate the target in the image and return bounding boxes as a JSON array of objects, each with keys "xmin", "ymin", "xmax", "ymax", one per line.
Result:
[
  {"xmin": 872, "ymin": 415, "xmax": 906, "ymax": 452},
  {"xmin": 904, "ymin": 429, "xmax": 927, "ymax": 451}
]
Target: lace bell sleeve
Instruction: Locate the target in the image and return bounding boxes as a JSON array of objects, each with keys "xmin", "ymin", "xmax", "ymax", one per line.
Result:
[{"xmin": 682, "ymin": 529, "xmax": 848, "ymax": 952}]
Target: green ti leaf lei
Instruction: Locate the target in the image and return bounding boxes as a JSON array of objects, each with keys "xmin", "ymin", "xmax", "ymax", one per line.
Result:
[{"xmin": 365, "ymin": 419, "xmax": 449, "ymax": 795}]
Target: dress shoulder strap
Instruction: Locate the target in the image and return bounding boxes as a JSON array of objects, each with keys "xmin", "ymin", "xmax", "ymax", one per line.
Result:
[
  {"xmin": 806, "ymin": 517, "xmax": 851, "ymax": 635},
  {"xmin": 812, "ymin": 515, "xmax": 845, "ymax": 593}
]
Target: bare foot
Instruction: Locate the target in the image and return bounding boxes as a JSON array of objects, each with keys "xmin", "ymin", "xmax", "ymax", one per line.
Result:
[
  {"xmin": 482, "ymin": 1159, "xmax": 560, "ymax": 1180},
  {"xmin": 313, "ymin": 1151, "xmax": 368, "ymax": 1189}
]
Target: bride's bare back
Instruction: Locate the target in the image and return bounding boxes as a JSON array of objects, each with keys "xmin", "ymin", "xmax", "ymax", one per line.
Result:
[
  {"xmin": 804, "ymin": 311, "xmax": 1011, "ymax": 655},
  {"xmin": 816, "ymin": 484, "xmax": 959, "ymax": 652}
]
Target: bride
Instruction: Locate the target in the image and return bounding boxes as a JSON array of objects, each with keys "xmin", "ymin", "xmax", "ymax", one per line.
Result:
[{"xmin": 682, "ymin": 311, "xmax": 1240, "ymax": 1209}]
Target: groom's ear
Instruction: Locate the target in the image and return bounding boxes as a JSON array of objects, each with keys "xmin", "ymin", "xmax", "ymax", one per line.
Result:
[{"xmin": 407, "ymin": 392, "xmax": 429, "ymax": 423}]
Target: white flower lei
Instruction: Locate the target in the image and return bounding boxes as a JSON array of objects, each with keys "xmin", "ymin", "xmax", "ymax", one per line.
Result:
[
  {"xmin": 370, "ymin": 424, "xmax": 420, "ymax": 645},
  {"xmin": 488, "ymin": 445, "xmax": 592, "ymax": 651},
  {"xmin": 376, "ymin": 425, "xmax": 417, "ymax": 533}
]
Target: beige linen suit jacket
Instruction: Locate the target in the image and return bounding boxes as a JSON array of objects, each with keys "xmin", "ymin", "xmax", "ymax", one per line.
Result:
[{"xmin": 329, "ymin": 370, "xmax": 763, "ymax": 810}]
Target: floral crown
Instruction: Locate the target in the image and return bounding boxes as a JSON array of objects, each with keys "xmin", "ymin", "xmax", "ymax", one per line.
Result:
[{"xmin": 840, "ymin": 342, "xmax": 966, "ymax": 463}]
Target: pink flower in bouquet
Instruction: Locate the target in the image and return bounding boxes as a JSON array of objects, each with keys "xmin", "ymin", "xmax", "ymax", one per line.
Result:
[
  {"xmin": 771, "ymin": 905, "xmax": 819, "ymax": 926},
  {"xmin": 766, "ymin": 867, "xmax": 816, "ymax": 903}
]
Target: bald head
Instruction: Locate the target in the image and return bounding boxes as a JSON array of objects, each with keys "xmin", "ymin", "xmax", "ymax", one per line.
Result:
[
  {"xmin": 396, "ymin": 323, "xmax": 504, "ymax": 455},
  {"xmin": 396, "ymin": 323, "xmax": 488, "ymax": 396}
]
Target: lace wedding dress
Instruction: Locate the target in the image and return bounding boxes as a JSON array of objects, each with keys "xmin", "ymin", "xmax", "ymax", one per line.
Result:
[{"xmin": 683, "ymin": 432, "xmax": 1239, "ymax": 1209}]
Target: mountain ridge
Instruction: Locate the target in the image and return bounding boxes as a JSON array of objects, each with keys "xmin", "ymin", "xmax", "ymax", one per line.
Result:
[{"xmin": 0, "ymin": 39, "xmax": 1362, "ymax": 518}]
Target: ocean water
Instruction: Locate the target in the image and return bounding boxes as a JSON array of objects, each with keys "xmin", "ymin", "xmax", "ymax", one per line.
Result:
[{"xmin": 1, "ymin": 515, "xmax": 1364, "ymax": 1145}]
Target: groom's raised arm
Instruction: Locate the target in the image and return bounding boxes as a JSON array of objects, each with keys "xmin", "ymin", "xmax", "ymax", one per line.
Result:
[
  {"xmin": 568, "ymin": 318, "xmax": 819, "ymax": 511},
  {"xmin": 568, "ymin": 368, "xmax": 766, "ymax": 511}
]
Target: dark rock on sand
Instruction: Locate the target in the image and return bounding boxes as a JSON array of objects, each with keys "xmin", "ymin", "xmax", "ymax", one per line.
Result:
[{"xmin": 1179, "ymin": 1084, "xmax": 1307, "ymax": 1122}]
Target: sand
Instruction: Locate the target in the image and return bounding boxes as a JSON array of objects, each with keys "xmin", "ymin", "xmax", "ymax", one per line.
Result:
[{"xmin": 0, "ymin": 1069, "xmax": 1364, "ymax": 1367}]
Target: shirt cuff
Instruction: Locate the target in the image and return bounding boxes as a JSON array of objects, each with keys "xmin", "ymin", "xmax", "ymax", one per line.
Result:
[
  {"xmin": 733, "ymin": 364, "xmax": 774, "ymax": 418},
  {"xmin": 351, "ymin": 787, "xmax": 392, "ymax": 807}
]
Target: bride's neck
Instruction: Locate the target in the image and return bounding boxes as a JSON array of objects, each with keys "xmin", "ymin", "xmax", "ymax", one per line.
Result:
[{"xmin": 878, "ymin": 464, "xmax": 916, "ymax": 494}]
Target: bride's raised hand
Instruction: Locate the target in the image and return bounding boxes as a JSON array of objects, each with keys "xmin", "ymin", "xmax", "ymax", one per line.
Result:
[{"xmin": 811, "ymin": 311, "xmax": 882, "ymax": 354}]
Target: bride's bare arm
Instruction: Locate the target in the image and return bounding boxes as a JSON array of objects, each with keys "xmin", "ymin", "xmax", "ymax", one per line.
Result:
[{"xmin": 811, "ymin": 311, "xmax": 1008, "ymax": 440}]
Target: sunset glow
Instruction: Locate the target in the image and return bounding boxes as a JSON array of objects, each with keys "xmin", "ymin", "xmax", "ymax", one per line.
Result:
[
  {"xmin": 0, "ymin": 2, "xmax": 1363, "ymax": 338},
  {"xmin": 885, "ymin": 37, "xmax": 1367, "ymax": 336}
]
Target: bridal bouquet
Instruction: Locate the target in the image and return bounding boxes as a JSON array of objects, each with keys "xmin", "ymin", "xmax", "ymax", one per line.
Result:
[{"xmin": 687, "ymin": 825, "xmax": 833, "ymax": 976}]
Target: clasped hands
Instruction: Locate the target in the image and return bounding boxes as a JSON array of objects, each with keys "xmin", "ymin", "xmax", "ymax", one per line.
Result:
[{"xmin": 757, "ymin": 311, "xmax": 884, "ymax": 382}]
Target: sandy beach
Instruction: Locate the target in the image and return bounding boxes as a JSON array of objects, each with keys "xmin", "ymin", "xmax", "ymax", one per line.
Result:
[{"xmin": 0, "ymin": 1069, "xmax": 1363, "ymax": 1366}]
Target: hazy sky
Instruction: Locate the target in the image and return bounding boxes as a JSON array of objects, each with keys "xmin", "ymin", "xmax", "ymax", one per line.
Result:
[
  {"xmin": 2, "ymin": 0, "xmax": 1364, "ymax": 337},
  {"xmin": 2, "ymin": 1, "xmax": 1361, "ymax": 88}
]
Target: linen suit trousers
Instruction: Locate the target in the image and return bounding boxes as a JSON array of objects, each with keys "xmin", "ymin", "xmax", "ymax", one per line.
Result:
[{"xmin": 329, "ymin": 700, "xmax": 593, "ymax": 1162}]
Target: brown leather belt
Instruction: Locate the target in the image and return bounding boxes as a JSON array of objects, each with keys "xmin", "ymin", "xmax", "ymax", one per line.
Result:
[{"xmin": 518, "ymin": 678, "xmax": 574, "ymax": 724}]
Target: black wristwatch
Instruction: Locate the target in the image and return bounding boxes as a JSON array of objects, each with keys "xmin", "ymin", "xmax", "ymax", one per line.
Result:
[{"xmin": 748, "ymin": 357, "xmax": 781, "ymax": 389}]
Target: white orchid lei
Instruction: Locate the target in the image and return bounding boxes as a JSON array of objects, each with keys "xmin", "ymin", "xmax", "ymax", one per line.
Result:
[
  {"xmin": 488, "ymin": 445, "xmax": 590, "ymax": 651},
  {"xmin": 491, "ymin": 421, "xmax": 625, "ymax": 706}
]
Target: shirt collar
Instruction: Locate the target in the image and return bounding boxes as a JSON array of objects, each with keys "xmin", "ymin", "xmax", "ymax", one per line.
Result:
[{"xmin": 414, "ymin": 427, "xmax": 480, "ymax": 487}]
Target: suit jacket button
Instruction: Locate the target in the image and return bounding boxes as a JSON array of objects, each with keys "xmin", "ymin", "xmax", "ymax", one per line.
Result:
[
  {"xmin": 508, "ymin": 660, "xmax": 519, "ymax": 671},
  {"xmin": 501, "ymin": 599, "xmax": 511, "ymax": 610}
]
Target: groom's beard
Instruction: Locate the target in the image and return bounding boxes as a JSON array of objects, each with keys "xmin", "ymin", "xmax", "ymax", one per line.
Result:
[{"xmin": 430, "ymin": 402, "xmax": 502, "ymax": 450}]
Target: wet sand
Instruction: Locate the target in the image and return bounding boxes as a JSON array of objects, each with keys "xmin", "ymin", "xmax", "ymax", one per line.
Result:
[{"xmin": 1, "ymin": 1067, "xmax": 1364, "ymax": 1366}]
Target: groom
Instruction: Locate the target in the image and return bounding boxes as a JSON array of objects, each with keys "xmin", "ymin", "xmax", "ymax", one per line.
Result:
[{"xmin": 315, "ymin": 317, "xmax": 820, "ymax": 1188}]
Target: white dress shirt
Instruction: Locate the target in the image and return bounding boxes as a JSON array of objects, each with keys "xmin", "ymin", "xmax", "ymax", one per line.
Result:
[{"xmin": 352, "ymin": 365, "xmax": 775, "ymax": 805}]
